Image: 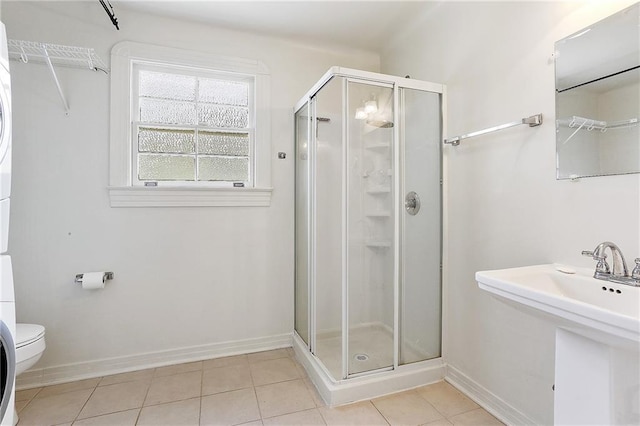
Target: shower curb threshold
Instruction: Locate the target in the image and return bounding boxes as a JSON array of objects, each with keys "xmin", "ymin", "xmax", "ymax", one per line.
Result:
[{"xmin": 293, "ymin": 333, "xmax": 445, "ymax": 407}]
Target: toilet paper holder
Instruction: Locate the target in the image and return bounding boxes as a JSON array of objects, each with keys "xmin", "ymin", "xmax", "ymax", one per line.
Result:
[{"xmin": 75, "ymin": 272, "xmax": 114, "ymax": 284}]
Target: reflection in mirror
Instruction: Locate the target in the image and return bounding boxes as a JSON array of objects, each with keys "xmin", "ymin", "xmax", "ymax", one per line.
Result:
[{"xmin": 555, "ymin": 3, "xmax": 639, "ymax": 180}]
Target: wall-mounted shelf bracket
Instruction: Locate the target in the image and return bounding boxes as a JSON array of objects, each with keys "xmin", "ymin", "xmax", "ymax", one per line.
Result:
[
  {"xmin": 7, "ymin": 39, "xmax": 109, "ymax": 114},
  {"xmin": 444, "ymin": 113, "xmax": 543, "ymax": 146},
  {"xmin": 41, "ymin": 45, "xmax": 70, "ymax": 113}
]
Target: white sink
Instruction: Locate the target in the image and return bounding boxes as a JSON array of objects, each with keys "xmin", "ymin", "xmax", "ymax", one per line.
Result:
[
  {"xmin": 476, "ymin": 264, "xmax": 640, "ymax": 349},
  {"xmin": 477, "ymin": 264, "xmax": 640, "ymax": 424}
]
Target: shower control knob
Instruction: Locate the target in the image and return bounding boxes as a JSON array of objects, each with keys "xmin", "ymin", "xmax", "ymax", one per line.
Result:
[{"xmin": 405, "ymin": 191, "xmax": 420, "ymax": 215}]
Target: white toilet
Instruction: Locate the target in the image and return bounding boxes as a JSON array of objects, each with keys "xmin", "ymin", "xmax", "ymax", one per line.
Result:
[
  {"xmin": 13, "ymin": 324, "xmax": 45, "ymax": 425},
  {"xmin": 15, "ymin": 324, "xmax": 45, "ymax": 376}
]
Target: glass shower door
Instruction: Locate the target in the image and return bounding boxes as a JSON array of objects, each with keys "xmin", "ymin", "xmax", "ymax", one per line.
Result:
[
  {"xmin": 294, "ymin": 103, "xmax": 310, "ymax": 345},
  {"xmin": 347, "ymin": 80, "xmax": 395, "ymax": 376},
  {"xmin": 313, "ymin": 77, "xmax": 344, "ymax": 380},
  {"xmin": 399, "ymin": 88, "xmax": 442, "ymax": 365}
]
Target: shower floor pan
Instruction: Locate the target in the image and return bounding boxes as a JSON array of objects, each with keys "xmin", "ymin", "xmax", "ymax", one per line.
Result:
[
  {"xmin": 293, "ymin": 331, "xmax": 444, "ymax": 406},
  {"xmin": 314, "ymin": 324, "xmax": 429, "ymax": 379}
]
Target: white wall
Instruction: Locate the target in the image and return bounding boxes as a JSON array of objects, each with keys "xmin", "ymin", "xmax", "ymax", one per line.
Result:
[
  {"xmin": 381, "ymin": 1, "xmax": 639, "ymax": 424},
  {"xmin": 3, "ymin": 1, "xmax": 379, "ymax": 376}
]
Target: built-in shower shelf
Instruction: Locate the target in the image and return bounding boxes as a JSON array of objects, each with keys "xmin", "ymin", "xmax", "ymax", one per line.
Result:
[
  {"xmin": 366, "ymin": 187, "xmax": 391, "ymax": 194},
  {"xmin": 362, "ymin": 169, "xmax": 392, "ymax": 178},
  {"xmin": 365, "ymin": 142, "xmax": 390, "ymax": 151},
  {"xmin": 366, "ymin": 241, "xmax": 392, "ymax": 248},
  {"xmin": 366, "ymin": 211, "xmax": 391, "ymax": 218}
]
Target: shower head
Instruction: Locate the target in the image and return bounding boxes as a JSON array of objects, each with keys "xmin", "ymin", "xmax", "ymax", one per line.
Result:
[{"xmin": 366, "ymin": 119, "xmax": 394, "ymax": 128}]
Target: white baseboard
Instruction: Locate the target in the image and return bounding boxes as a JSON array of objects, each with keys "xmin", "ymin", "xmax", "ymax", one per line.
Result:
[
  {"xmin": 17, "ymin": 333, "xmax": 292, "ymax": 390},
  {"xmin": 446, "ymin": 364, "xmax": 537, "ymax": 425}
]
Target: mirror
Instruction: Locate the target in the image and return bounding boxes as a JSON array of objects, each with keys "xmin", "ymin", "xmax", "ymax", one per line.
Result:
[{"xmin": 555, "ymin": 3, "xmax": 639, "ymax": 180}]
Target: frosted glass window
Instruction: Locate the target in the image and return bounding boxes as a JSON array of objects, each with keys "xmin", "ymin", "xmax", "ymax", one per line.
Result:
[
  {"xmin": 199, "ymin": 79, "xmax": 248, "ymax": 106},
  {"xmin": 139, "ymin": 128, "xmax": 195, "ymax": 154},
  {"xmin": 198, "ymin": 156, "xmax": 249, "ymax": 181},
  {"xmin": 134, "ymin": 62, "xmax": 254, "ymax": 185},
  {"xmin": 138, "ymin": 154, "xmax": 195, "ymax": 181},
  {"xmin": 139, "ymin": 71, "xmax": 196, "ymax": 101},
  {"xmin": 198, "ymin": 104, "xmax": 249, "ymax": 128},
  {"xmin": 199, "ymin": 131, "xmax": 249, "ymax": 156},
  {"xmin": 139, "ymin": 98, "xmax": 197, "ymax": 125}
]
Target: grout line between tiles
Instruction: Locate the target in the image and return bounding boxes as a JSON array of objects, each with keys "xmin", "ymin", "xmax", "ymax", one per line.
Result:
[
  {"xmin": 30, "ymin": 387, "xmax": 43, "ymax": 401},
  {"xmin": 199, "ymin": 363, "xmax": 205, "ymax": 397},
  {"xmin": 17, "ymin": 391, "xmax": 37, "ymax": 413},
  {"xmin": 252, "ymin": 385, "xmax": 264, "ymax": 421},
  {"xmin": 139, "ymin": 374, "xmax": 155, "ymax": 411},
  {"xmin": 75, "ymin": 407, "xmax": 142, "ymax": 425},
  {"xmin": 143, "ymin": 369, "xmax": 204, "ymax": 408},
  {"xmin": 70, "ymin": 380, "xmax": 100, "ymax": 423},
  {"xmin": 422, "ymin": 398, "xmax": 449, "ymax": 421},
  {"xmin": 197, "ymin": 393, "xmax": 202, "ymax": 426},
  {"xmin": 416, "ymin": 384, "xmax": 482, "ymax": 421},
  {"xmin": 369, "ymin": 399, "xmax": 392, "ymax": 426},
  {"xmin": 196, "ymin": 368, "xmax": 203, "ymax": 425},
  {"xmin": 133, "ymin": 406, "xmax": 142, "ymax": 426}
]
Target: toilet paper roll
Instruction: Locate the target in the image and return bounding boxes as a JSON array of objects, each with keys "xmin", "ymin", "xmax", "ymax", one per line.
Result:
[{"xmin": 81, "ymin": 272, "xmax": 106, "ymax": 290}]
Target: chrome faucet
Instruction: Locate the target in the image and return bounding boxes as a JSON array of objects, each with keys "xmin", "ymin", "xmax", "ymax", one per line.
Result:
[{"xmin": 582, "ymin": 242, "xmax": 640, "ymax": 287}]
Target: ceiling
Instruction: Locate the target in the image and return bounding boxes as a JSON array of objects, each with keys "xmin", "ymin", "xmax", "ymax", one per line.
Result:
[{"xmin": 114, "ymin": 1, "xmax": 430, "ymax": 52}]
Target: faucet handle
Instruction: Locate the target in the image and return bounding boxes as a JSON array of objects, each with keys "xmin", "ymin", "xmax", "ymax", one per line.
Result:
[
  {"xmin": 582, "ymin": 250, "xmax": 607, "ymax": 261},
  {"xmin": 632, "ymin": 258, "xmax": 640, "ymax": 280},
  {"xmin": 583, "ymin": 250, "xmax": 610, "ymax": 276}
]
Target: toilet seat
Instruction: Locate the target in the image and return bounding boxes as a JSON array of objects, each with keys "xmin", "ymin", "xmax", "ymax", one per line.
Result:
[
  {"xmin": 15, "ymin": 323, "xmax": 45, "ymax": 379},
  {"xmin": 15, "ymin": 324, "xmax": 44, "ymax": 349},
  {"xmin": 13, "ymin": 324, "xmax": 45, "ymax": 425}
]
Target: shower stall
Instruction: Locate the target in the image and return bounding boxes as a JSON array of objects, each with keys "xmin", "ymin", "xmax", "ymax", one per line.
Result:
[{"xmin": 293, "ymin": 67, "xmax": 445, "ymax": 405}]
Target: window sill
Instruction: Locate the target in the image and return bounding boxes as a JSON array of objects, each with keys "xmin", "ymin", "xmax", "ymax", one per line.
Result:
[{"xmin": 108, "ymin": 186, "xmax": 273, "ymax": 207}]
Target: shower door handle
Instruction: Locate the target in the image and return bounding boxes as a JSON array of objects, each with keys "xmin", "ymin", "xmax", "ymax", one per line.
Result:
[{"xmin": 405, "ymin": 191, "xmax": 420, "ymax": 215}]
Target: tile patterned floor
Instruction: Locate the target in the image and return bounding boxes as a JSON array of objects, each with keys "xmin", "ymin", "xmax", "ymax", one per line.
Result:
[{"xmin": 14, "ymin": 348, "xmax": 503, "ymax": 425}]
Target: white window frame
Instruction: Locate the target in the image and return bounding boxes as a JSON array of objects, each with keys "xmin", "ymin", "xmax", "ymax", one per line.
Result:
[{"xmin": 109, "ymin": 41, "xmax": 272, "ymax": 207}]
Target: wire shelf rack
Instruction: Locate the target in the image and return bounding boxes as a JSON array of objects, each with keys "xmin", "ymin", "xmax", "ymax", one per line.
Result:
[
  {"xmin": 557, "ymin": 115, "xmax": 638, "ymax": 145},
  {"xmin": 8, "ymin": 40, "xmax": 109, "ymax": 73},
  {"xmin": 557, "ymin": 116, "xmax": 638, "ymax": 131},
  {"xmin": 7, "ymin": 40, "xmax": 109, "ymax": 114}
]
